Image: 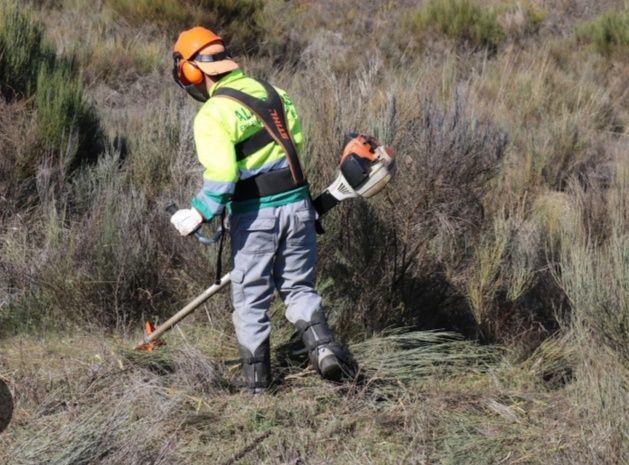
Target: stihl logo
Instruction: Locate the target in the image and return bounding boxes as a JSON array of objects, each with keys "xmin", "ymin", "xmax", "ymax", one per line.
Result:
[{"xmin": 269, "ymin": 109, "xmax": 289, "ymax": 140}]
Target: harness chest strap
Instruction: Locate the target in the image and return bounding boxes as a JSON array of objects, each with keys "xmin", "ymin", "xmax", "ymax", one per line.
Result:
[
  {"xmin": 234, "ymin": 129, "xmax": 273, "ymax": 161},
  {"xmin": 213, "ymin": 80, "xmax": 306, "ymax": 186}
]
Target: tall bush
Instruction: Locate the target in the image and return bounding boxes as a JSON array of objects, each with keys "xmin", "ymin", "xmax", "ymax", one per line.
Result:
[
  {"xmin": 0, "ymin": 0, "xmax": 55, "ymax": 99},
  {"xmin": 0, "ymin": 0, "xmax": 103, "ymax": 196}
]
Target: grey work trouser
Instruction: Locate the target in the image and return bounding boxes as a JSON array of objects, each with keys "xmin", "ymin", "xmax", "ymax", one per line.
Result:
[{"xmin": 229, "ymin": 198, "xmax": 322, "ymax": 353}]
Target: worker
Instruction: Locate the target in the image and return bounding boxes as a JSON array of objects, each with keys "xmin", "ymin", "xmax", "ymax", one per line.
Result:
[{"xmin": 169, "ymin": 27, "xmax": 355, "ymax": 393}]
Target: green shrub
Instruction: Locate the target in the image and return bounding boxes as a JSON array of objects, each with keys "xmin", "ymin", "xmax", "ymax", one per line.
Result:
[
  {"xmin": 34, "ymin": 65, "xmax": 83, "ymax": 154},
  {"xmin": 34, "ymin": 63, "xmax": 103, "ymax": 166},
  {"xmin": 407, "ymin": 0, "xmax": 506, "ymax": 50},
  {"xmin": 576, "ymin": 9, "xmax": 629, "ymax": 56},
  {"xmin": 0, "ymin": 0, "xmax": 103, "ymax": 187},
  {"xmin": 0, "ymin": 0, "xmax": 55, "ymax": 99}
]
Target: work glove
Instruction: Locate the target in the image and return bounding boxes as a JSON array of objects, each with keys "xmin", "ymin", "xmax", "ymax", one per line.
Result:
[{"xmin": 170, "ymin": 208, "xmax": 203, "ymax": 236}]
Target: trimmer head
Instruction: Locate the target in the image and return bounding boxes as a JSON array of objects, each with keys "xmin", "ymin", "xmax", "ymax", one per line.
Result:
[{"xmin": 134, "ymin": 321, "xmax": 165, "ymax": 352}]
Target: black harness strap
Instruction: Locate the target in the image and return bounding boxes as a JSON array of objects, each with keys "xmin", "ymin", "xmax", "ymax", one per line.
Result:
[
  {"xmin": 213, "ymin": 81, "xmax": 306, "ymax": 185},
  {"xmin": 234, "ymin": 129, "xmax": 273, "ymax": 161}
]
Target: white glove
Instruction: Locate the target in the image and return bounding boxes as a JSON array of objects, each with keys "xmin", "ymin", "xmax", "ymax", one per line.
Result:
[{"xmin": 170, "ymin": 208, "xmax": 203, "ymax": 236}]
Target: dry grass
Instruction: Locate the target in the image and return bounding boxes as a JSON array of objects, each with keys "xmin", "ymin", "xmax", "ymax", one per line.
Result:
[
  {"xmin": 405, "ymin": 0, "xmax": 507, "ymax": 50},
  {"xmin": 1, "ymin": 0, "xmax": 628, "ymax": 463},
  {"xmin": 2, "ymin": 323, "xmax": 618, "ymax": 464},
  {"xmin": 0, "ymin": 329, "xmax": 560, "ymax": 465}
]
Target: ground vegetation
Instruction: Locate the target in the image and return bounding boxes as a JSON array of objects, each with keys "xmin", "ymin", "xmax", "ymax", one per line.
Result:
[{"xmin": 0, "ymin": 0, "xmax": 627, "ymax": 463}]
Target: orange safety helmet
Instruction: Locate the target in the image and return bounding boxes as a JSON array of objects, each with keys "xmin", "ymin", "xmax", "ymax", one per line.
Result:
[{"xmin": 172, "ymin": 27, "xmax": 239, "ymax": 101}]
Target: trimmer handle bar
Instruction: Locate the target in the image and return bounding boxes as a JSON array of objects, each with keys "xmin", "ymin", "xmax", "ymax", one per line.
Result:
[{"xmin": 165, "ymin": 203, "xmax": 223, "ymax": 245}]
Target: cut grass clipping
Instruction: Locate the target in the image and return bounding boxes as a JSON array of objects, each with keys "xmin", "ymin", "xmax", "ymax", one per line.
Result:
[{"xmin": 352, "ymin": 330, "xmax": 500, "ymax": 388}]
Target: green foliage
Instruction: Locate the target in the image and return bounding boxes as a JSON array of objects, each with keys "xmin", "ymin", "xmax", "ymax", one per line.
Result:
[
  {"xmin": 0, "ymin": 0, "xmax": 103, "ymax": 188},
  {"xmin": 577, "ymin": 8, "xmax": 629, "ymax": 55},
  {"xmin": 518, "ymin": 1, "xmax": 546, "ymax": 31},
  {"xmin": 407, "ymin": 0, "xmax": 506, "ymax": 50},
  {"xmin": 35, "ymin": 64, "xmax": 102, "ymax": 168},
  {"xmin": 34, "ymin": 65, "xmax": 83, "ymax": 155},
  {"xmin": 0, "ymin": 0, "xmax": 55, "ymax": 99}
]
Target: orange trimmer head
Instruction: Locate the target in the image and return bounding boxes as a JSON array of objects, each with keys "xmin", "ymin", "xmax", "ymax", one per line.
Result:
[{"xmin": 134, "ymin": 321, "xmax": 166, "ymax": 352}]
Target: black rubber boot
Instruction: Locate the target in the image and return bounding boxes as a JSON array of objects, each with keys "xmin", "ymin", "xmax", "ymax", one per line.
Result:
[
  {"xmin": 238, "ymin": 340, "xmax": 271, "ymax": 394},
  {"xmin": 296, "ymin": 310, "xmax": 356, "ymax": 382}
]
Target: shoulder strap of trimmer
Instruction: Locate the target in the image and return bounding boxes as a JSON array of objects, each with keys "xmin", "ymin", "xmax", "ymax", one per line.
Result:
[{"xmin": 213, "ymin": 80, "xmax": 306, "ymax": 185}]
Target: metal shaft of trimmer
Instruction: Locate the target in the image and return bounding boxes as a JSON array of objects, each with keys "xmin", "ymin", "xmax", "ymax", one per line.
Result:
[{"xmin": 143, "ymin": 273, "xmax": 231, "ymax": 344}]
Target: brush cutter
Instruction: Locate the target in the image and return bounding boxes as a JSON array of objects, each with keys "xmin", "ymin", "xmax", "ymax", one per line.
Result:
[
  {"xmin": 312, "ymin": 133, "xmax": 395, "ymax": 215},
  {"xmin": 135, "ymin": 133, "xmax": 395, "ymax": 351}
]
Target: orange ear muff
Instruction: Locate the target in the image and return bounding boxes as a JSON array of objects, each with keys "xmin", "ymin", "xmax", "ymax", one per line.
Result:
[{"xmin": 180, "ymin": 59, "xmax": 204, "ymax": 85}]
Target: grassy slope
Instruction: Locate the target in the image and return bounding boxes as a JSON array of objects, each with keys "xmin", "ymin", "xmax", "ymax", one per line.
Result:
[
  {"xmin": 0, "ymin": 329, "xmax": 579, "ymax": 465},
  {"xmin": 1, "ymin": 0, "xmax": 628, "ymax": 463}
]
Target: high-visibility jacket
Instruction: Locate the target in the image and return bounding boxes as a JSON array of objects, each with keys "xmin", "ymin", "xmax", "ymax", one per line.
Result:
[{"xmin": 190, "ymin": 69, "xmax": 309, "ymax": 220}]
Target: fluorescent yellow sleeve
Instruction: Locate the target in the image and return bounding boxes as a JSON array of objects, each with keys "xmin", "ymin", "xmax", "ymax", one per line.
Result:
[{"xmin": 193, "ymin": 108, "xmax": 239, "ymax": 184}]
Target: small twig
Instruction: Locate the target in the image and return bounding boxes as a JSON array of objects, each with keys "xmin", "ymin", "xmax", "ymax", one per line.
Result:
[
  {"xmin": 204, "ymin": 303, "xmax": 213, "ymax": 326},
  {"xmin": 220, "ymin": 430, "xmax": 272, "ymax": 465},
  {"xmin": 175, "ymin": 324, "xmax": 189, "ymax": 344},
  {"xmin": 284, "ymin": 367, "xmax": 315, "ymax": 380}
]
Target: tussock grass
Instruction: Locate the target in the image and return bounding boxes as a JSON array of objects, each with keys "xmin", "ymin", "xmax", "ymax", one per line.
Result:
[
  {"xmin": 498, "ymin": 1, "xmax": 546, "ymax": 39},
  {"xmin": 406, "ymin": 0, "xmax": 506, "ymax": 50},
  {"xmin": 529, "ymin": 151, "xmax": 629, "ymax": 464},
  {"xmin": 555, "ymin": 161, "xmax": 629, "ymax": 363},
  {"xmin": 577, "ymin": 7, "xmax": 629, "ymax": 56}
]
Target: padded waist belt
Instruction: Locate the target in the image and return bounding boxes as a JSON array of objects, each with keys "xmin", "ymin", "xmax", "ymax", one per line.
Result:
[{"xmin": 233, "ymin": 168, "xmax": 305, "ymax": 202}]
